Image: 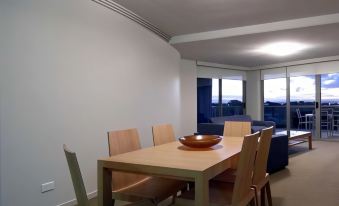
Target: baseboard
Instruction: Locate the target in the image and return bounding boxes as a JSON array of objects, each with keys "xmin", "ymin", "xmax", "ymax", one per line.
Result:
[{"xmin": 56, "ymin": 190, "xmax": 97, "ymax": 206}]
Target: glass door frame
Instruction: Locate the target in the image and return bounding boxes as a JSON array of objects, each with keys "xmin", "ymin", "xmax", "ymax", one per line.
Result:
[{"xmin": 262, "ymin": 75, "xmax": 324, "ymax": 139}]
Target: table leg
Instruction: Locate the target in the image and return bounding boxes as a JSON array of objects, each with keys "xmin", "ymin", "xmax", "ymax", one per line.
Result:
[
  {"xmin": 195, "ymin": 174, "xmax": 209, "ymax": 206},
  {"xmin": 98, "ymin": 161, "xmax": 112, "ymax": 206},
  {"xmin": 308, "ymin": 134, "xmax": 313, "ymax": 150}
]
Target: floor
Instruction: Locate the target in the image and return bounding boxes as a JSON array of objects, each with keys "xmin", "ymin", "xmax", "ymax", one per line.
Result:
[{"xmin": 89, "ymin": 140, "xmax": 339, "ymax": 206}]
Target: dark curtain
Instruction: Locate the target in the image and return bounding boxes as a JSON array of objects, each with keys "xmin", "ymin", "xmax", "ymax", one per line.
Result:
[{"xmin": 197, "ymin": 78, "xmax": 212, "ymax": 123}]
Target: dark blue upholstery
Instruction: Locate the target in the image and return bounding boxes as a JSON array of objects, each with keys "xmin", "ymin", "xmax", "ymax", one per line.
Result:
[
  {"xmin": 196, "ymin": 115, "xmax": 288, "ymax": 173},
  {"xmin": 267, "ymin": 133, "xmax": 289, "ymax": 173},
  {"xmin": 198, "ymin": 115, "xmax": 276, "ymax": 134}
]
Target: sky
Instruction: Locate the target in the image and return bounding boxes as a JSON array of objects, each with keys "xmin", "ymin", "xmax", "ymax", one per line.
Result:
[
  {"xmin": 264, "ymin": 73, "xmax": 339, "ymax": 103},
  {"xmin": 212, "ymin": 79, "xmax": 243, "ymax": 103},
  {"xmin": 211, "ymin": 73, "xmax": 339, "ymax": 104}
]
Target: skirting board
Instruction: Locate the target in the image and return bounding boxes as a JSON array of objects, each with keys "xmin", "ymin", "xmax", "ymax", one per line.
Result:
[{"xmin": 56, "ymin": 190, "xmax": 97, "ymax": 206}]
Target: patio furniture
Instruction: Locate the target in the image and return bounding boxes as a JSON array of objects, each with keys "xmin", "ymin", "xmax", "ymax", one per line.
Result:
[
  {"xmin": 332, "ymin": 109, "xmax": 339, "ymax": 134},
  {"xmin": 296, "ymin": 108, "xmax": 311, "ymax": 130},
  {"xmin": 321, "ymin": 109, "xmax": 333, "ymax": 136}
]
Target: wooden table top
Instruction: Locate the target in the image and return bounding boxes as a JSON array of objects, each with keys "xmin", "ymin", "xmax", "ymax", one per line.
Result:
[{"xmin": 99, "ymin": 136, "xmax": 243, "ymax": 172}]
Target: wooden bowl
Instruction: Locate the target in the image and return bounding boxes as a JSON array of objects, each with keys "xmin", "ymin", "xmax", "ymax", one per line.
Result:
[{"xmin": 179, "ymin": 135, "xmax": 222, "ymax": 148}]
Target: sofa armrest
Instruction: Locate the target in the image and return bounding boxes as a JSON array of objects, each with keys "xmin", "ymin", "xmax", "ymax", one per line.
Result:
[
  {"xmin": 252, "ymin": 120, "xmax": 276, "ymax": 133},
  {"xmin": 197, "ymin": 123, "xmax": 224, "ymax": 136},
  {"xmin": 267, "ymin": 133, "xmax": 289, "ymax": 173}
]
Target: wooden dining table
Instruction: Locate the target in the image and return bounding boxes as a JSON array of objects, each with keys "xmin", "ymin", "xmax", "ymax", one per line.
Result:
[{"xmin": 97, "ymin": 136, "xmax": 244, "ymax": 206}]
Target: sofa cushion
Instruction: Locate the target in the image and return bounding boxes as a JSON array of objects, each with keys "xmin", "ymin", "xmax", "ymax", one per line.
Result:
[
  {"xmin": 251, "ymin": 126, "xmax": 267, "ymax": 133},
  {"xmin": 209, "ymin": 115, "xmax": 252, "ymax": 124}
]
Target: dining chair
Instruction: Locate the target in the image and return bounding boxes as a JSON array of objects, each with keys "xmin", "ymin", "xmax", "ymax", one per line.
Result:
[
  {"xmin": 64, "ymin": 144, "xmax": 151, "ymax": 206},
  {"xmin": 213, "ymin": 127, "xmax": 274, "ymax": 206},
  {"xmin": 223, "ymin": 121, "xmax": 251, "ymax": 137},
  {"xmin": 107, "ymin": 128, "xmax": 187, "ymax": 206},
  {"xmin": 252, "ymin": 127, "xmax": 273, "ymax": 206},
  {"xmin": 64, "ymin": 144, "xmax": 92, "ymax": 206},
  {"xmin": 179, "ymin": 132, "xmax": 260, "ymax": 206},
  {"xmin": 152, "ymin": 124, "xmax": 191, "ymax": 191},
  {"xmin": 152, "ymin": 124, "xmax": 176, "ymax": 146}
]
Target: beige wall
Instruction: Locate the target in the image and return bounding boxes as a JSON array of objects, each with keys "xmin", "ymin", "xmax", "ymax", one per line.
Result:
[
  {"xmin": 179, "ymin": 59, "xmax": 197, "ymax": 136},
  {"xmin": 0, "ymin": 0, "xmax": 197, "ymax": 205},
  {"xmin": 246, "ymin": 70, "xmax": 262, "ymax": 120}
]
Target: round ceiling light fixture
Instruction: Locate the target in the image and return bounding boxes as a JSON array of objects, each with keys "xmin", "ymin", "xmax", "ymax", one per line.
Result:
[{"xmin": 255, "ymin": 42, "xmax": 310, "ymax": 57}]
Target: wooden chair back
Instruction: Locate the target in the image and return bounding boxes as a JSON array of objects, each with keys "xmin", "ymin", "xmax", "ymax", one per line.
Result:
[
  {"xmin": 232, "ymin": 132, "xmax": 260, "ymax": 205},
  {"xmin": 152, "ymin": 124, "xmax": 176, "ymax": 146},
  {"xmin": 223, "ymin": 121, "xmax": 251, "ymax": 137},
  {"xmin": 63, "ymin": 144, "xmax": 90, "ymax": 206},
  {"xmin": 107, "ymin": 128, "xmax": 148, "ymax": 191},
  {"xmin": 252, "ymin": 127, "xmax": 273, "ymax": 185}
]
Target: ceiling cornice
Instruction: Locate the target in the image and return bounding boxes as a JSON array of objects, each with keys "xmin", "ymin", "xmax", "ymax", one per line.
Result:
[
  {"xmin": 251, "ymin": 55, "xmax": 339, "ymax": 70},
  {"xmin": 196, "ymin": 61, "xmax": 251, "ymax": 71},
  {"xmin": 170, "ymin": 13, "xmax": 339, "ymax": 44},
  {"xmin": 191, "ymin": 55, "xmax": 339, "ymax": 72},
  {"xmin": 92, "ymin": 0, "xmax": 171, "ymax": 41}
]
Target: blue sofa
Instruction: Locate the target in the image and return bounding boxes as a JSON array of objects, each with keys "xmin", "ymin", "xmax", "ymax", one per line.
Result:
[
  {"xmin": 198, "ymin": 115, "xmax": 276, "ymax": 134},
  {"xmin": 196, "ymin": 115, "xmax": 288, "ymax": 173}
]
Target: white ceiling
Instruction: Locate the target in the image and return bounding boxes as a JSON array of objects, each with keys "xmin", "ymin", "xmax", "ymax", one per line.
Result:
[{"xmin": 112, "ymin": 0, "xmax": 339, "ymax": 67}]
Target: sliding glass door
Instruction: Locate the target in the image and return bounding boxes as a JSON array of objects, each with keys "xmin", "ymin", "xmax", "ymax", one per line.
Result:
[
  {"xmin": 262, "ymin": 66, "xmax": 339, "ymax": 139},
  {"xmin": 263, "ymin": 78, "xmax": 287, "ymax": 131},
  {"xmin": 321, "ymin": 73, "xmax": 339, "ymax": 138},
  {"xmin": 289, "ymin": 75, "xmax": 316, "ymax": 132}
]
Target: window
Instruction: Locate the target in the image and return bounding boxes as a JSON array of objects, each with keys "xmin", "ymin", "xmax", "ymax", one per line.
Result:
[
  {"xmin": 222, "ymin": 79, "xmax": 244, "ymax": 116},
  {"xmin": 197, "ymin": 78, "xmax": 244, "ymax": 123}
]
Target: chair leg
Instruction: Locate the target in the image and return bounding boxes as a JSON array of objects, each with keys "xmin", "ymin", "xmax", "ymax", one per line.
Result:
[
  {"xmin": 261, "ymin": 186, "xmax": 266, "ymax": 206},
  {"xmin": 171, "ymin": 194, "xmax": 176, "ymax": 205},
  {"xmin": 266, "ymin": 181, "xmax": 273, "ymax": 206},
  {"xmin": 112, "ymin": 199, "xmax": 115, "ymax": 206},
  {"xmin": 251, "ymin": 187, "xmax": 259, "ymax": 206},
  {"xmin": 249, "ymin": 198, "xmax": 256, "ymax": 206}
]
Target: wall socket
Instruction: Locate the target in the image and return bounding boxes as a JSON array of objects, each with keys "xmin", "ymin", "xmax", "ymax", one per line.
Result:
[{"xmin": 41, "ymin": 181, "xmax": 55, "ymax": 193}]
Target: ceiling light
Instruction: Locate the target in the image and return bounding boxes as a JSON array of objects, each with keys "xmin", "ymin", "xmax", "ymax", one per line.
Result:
[{"xmin": 255, "ymin": 42, "xmax": 309, "ymax": 57}]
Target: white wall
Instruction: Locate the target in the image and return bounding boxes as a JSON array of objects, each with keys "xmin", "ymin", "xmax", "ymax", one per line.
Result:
[
  {"xmin": 179, "ymin": 60, "xmax": 197, "ymax": 136},
  {"xmin": 0, "ymin": 0, "xmax": 196, "ymax": 205},
  {"xmin": 246, "ymin": 70, "xmax": 262, "ymax": 120}
]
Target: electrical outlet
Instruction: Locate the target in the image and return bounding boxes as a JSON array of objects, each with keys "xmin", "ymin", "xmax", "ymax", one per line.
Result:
[{"xmin": 41, "ymin": 181, "xmax": 55, "ymax": 193}]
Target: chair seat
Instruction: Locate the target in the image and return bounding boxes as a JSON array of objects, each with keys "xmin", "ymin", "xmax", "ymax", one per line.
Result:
[{"xmin": 113, "ymin": 176, "xmax": 187, "ymax": 203}]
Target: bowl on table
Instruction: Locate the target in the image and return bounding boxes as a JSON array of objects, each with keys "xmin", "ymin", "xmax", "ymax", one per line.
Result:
[{"xmin": 179, "ymin": 135, "xmax": 222, "ymax": 148}]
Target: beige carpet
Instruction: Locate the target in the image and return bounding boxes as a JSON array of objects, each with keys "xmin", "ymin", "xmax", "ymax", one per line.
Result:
[{"xmin": 89, "ymin": 140, "xmax": 339, "ymax": 206}]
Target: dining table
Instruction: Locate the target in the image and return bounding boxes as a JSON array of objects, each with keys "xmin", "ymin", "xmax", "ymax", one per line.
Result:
[{"xmin": 97, "ymin": 136, "xmax": 244, "ymax": 206}]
